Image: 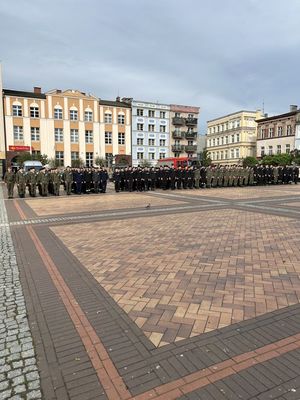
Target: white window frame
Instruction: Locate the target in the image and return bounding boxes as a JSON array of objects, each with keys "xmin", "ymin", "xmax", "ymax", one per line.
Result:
[
  {"xmin": 84, "ymin": 110, "xmax": 93, "ymax": 122},
  {"xmin": 159, "ymin": 139, "xmax": 166, "ymax": 146},
  {"xmin": 85, "ymin": 130, "xmax": 93, "ymax": 144},
  {"xmin": 137, "ymin": 123, "xmax": 144, "ymax": 131},
  {"xmin": 137, "ymin": 138, "xmax": 144, "ymax": 145},
  {"xmin": 31, "ymin": 127, "xmax": 40, "ymax": 141},
  {"xmin": 137, "ymin": 152, "xmax": 144, "ymax": 160},
  {"xmin": 54, "ymin": 128, "xmax": 64, "ymax": 142},
  {"xmin": 30, "ymin": 106, "xmax": 39, "ymax": 118},
  {"xmin": 54, "ymin": 107, "xmax": 63, "ymax": 120},
  {"xmin": 104, "ymin": 112, "xmax": 112, "ymax": 124},
  {"xmin": 148, "ymin": 138, "xmax": 155, "ymax": 146},
  {"xmin": 70, "ymin": 109, "xmax": 78, "ymax": 121},
  {"xmin": 13, "ymin": 126, "xmax": 23, "ymax": 141},
  {"xmin": 118, "ymin": 132, "xmax": 125, "ymax": 145},
  {"xmin": 105, "ymin": 131, "xmax": 112, "ymax": 144},
  {"xmin": 118, "ymin": 114, "xmax": 125, "ymax": 125},
  {"xmin": 12, "ymin": 104, "xmax": 22, "ymax": 117},
  {"xmin": 70, "ymin": 129, "xmax": 79, "ymax": 143}
]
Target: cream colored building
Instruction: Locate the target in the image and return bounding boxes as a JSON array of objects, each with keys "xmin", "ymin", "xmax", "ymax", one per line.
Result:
[
  {"xmin": 256, "ymin": 106, "xmax": 299, "ymax": 158},
  {"xmin": 169, "ymin": 105, "xmax": 200, "ymax": 157},
  {"xmin": 2, "ymin": 87, "xmax": 131, "ymax": 167},
  {"xmin": 206, "ymin": 110, "xmax": 263, "ymax": 164}
]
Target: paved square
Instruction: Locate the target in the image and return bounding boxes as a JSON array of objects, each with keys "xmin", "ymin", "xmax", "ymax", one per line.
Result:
[
  {"xmin": 25, "ymin": 193, "xmax": 185, "ymax": 216},
  {"xmin": 52, "ymin": 209, "xmax": 300, "ymax": 347}
]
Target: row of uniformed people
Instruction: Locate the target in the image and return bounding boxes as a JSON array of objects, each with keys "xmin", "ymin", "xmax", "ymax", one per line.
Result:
[
  {"xmin": 111, "ymin": 165, "xmax": 299, "ymax": 192},
  {"xmin": 4, "ymin": 167, "xmax": 109, "ymax": 198}
]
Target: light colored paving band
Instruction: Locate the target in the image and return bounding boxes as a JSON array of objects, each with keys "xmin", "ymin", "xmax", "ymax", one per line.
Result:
[{"xmin": 0, "ymin": 186, "xmax": 41, "ymax": 399}]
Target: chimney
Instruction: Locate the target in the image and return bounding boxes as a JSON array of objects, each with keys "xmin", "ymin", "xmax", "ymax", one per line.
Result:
[
  {"xmin": 34, "ymin": 86, "xmax": 41, "ymax": 94},
  {"xmin": 116, "ymin": 96, "xmax": 120, "ymax": 102},
  {"xmin": 56, "ymin": 89, "xmax": 62, "ymax": 93},
  {"xmin": 290, "ymin": 105, "xmax": 298, "ymax": 112},
  {"xmin": 264, "ymin": 113, "xmax": 268, "ymax": 118}
]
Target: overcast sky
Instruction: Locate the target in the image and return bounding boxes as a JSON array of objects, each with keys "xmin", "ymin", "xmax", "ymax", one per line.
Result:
[{"xmin": 1, "ymin": 0, "xmax": 300, "ymax": 132}]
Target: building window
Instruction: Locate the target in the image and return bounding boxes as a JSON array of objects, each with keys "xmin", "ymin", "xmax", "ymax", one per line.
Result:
[
  {"xmin": 287, "ymin": 125, "xmax": 292, "ymax": 136},
  {"xmin": 269, "ymin": 128, "xmax": 274, "ymax": 137},
  {"xmin": 188, "ymin": 113, "xmax": 194, "ymax": 118},
  {"xmin": 30, "ymin": 106, "xmax": 39, "ymax": 118},
  {"xmin": 277, "ymin": 145, "xmax": 281, "ymax": 154},
  {"xmin": 118, "ymin": 132, "xmax": 125, "ymax": 145},
  {"xmin": 231, "ymin": 134, "xmax": 234, "ymax": 143},
  {"xmin": 208, "ymin": 139, "xmax": 211, "ymax": 147},
  {"xmin": 149, "ymin": 152, "xmax": 155, "ymax": 160},
  {"xmin": 268, "ymin": 145, "xmax": 273, "ymax": 155},
  {"xmin": 137, "ymin": 109, "xmax": 143, "ymax": 116},
  {"xmin": 55, "ymin": 128, "xmax": 64, "ymax": 142},
  {"xmin": 159, "ymin": 139, "xmax": 166, "ymax": 146},
  {"xmin": 85, "ymin": 130, "xmax": 93, "ymax": 144},
  {"xmin": 221, "ymin": 137, "xmax": 224, "ymax": 145},
  {"xmin": 148, "ymin": 124, "xmax": 155, "ymax": 132},
  {"xmin": 13, "ymin": 126, "xmax": 23, "ymax": 141},
  {"xmin": 286, "ymin": 144, "xmax": 291, "ymax": 153},
  {"xmin": 104, "ymin": 112, "xmax": 112, "ymax": 124},
  {"xmin": 225, "ymin": 136, "xmax": 228, "ymax": 144},
  {"xmin": 225, "ymin": 150, "xmax": 228, "ymax": 159},
  {"xmin": 137, "ymin": 152, "xmax": 144, "ymax": 160},
  {"xmin": 160, "ymin": 125, "xmax": 166, "ymax": 133},
  {"xmin": 148, "ymin": 110, "xmax": 155, "ymax": 117},
  {"xmin": 137, "ymin": 138, "xmax": 144, "ymax": 145},
  {"xmin": 71, "ymin": 151, "xmax": 79, "ymax": 160},
  {"xmin": 31, "ymin": 127, "xmax": 40, "ymax": 141},
  {"xmin": 187, "ymin": 140, "xmax": 193, "ymax": 146},
  {"xmin": 70, "ymin": 109, "xmax": 78, "ymax": 121},
  {"xmin": 278, "ymin": 126, "xmax": 283, "ymax": 137},
  {"xmin": 12, "ymin": 104, "xmax": 22, "ymax": 116},
  {"xmin": 32, "ymin": 150, "xmax": 40, "ymax": 158},
  {"xmin": 70, "ymin": 129, "xmax": 79, "ymax": 143},
  {"xmin": 159, "ymin": 153, "xmax": 166, "ymax": 159},
  {"xmin": 118, "ymin": 113, "xmax": 125, "ymax": 124},
  {"xmin": 217, "ymin": 138, "xmax": 220, "ymax": 146},
  {"xmin": 105, "ymin": 131, "xmax": 112, "ymax": 144},
  {"xmin": 84, "ymin": 110, "xmax": 93, "ymax": 122},
  {"xmin": 148, "ymin": 138, "xmax": 155, "ymax": 146},
  {"xmin": 137, "ymin": 123, "xmax": 144, "ymax": 131},
  {"xmin": 55, "ymin": 151, "xmax": 64, "ymax": 166},
  {"xmin": 230, "ymin": 149, "xmax": 234, "ymax": 159},
  {"xmin": 213, "ymin": 138, "xmax": 215, "ymax": 146},
  {"xmin": 86, "ymin": 152, "xmax": 93, "ymax": 167},
  {"xmin": 236, "ymin": 133, "xmax": 240, "ymax": 142},
  {"xmin": 54, "ymin": 107, "xmax": 63, "ymax": 120},
  {"xmin": 175, "ymin": 112, "xmax": 180, "ymax": 117},
  {"xmin": 261, "ymin": 146, "xmax": 265, "ymax": 156},
  {"xmin": 160, "ymin": 111, "xmax": 166, "ymax": 119}
]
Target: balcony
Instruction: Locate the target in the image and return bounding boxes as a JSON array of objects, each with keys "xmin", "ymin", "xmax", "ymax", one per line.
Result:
[
  {"xmin": 186, "ymin": 117, "xmax": 198, "ymax": 126},
  {"xmin": 185, "ymin": 145, "xmax": 197, "ymax": 152},
  {"xmin": 185, "ymin": 131, "xmax": 198, "ymax": 139},
  {"xmin": 172, "ymin": 117, "xmax": 185, "ymax": 126},
  {"xmin": 172, "ymin": 130, "xmax": 185, "ymax": 139},
  {"xmin": 172, "ymin": 144, "xmax": 185, "ymax": 152}
]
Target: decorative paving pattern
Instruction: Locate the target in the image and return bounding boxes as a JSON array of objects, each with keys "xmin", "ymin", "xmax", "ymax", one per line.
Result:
[
  {"xmin": 52, "ymin": 209, "xmax": 300, "ymax": 347},
  {"xmin": 0, "ymin": 187, "xmax": 41, "ymax": 399},
  {"xmin": 25, "ymin": 193, "xmax": 185, "ymax": 216},
  {"xmin": 179, "ymin": 185, "xmax": 300, "ymax": 199}
]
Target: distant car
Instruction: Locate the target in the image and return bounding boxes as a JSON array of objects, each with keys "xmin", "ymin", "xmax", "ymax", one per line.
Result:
[{"xmin": 23, "ymin": 160, "xmax": 43, "ymax": 172}]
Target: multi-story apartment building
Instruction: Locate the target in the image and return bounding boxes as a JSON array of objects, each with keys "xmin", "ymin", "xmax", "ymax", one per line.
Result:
[
  {"xmin": 1, "ymin": 87, "xmax": 131, "ymax": 168},
  {"xmin": 206, "ymin": 110, "xmax": 263, "ymax": 165},
  {"xmin": 130, "ymin": 100, "xmax": 170, "ymax": 166},
  {"xmin": 169, "ymin": 105, "xmax": 199, "ymax": 157},
  {"xmin": 256, "ymin": 106, "xmax": 300, "ymax": 158}
]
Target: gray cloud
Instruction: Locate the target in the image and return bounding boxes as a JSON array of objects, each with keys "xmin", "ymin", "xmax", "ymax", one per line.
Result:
[{"xmin": 1, "ymin": 0, "xmax": 300, "ymax": 131}]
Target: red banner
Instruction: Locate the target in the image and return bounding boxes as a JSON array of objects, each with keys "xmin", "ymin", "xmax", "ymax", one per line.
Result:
[{"xmin": 9, "ymin": 146, "xmax": 31, "ymax": 152}]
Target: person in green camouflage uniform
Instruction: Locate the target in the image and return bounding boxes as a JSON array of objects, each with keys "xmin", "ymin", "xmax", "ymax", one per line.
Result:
[
  {"xmin": 249, "ymin": 167, "xmax": 254, "ymax": 186},
  {"xmin": 223, "ymin": 166, "xmax": 229, "ymax": 187},
  {"xmin": 194, "ymin": 167, "xmax": 200, "ymax": 189},
  {"xmin": 51, "ymin": 169, "xmax": 61, "ymax": 196},
  {"xmin": 38, "ymin": 169, "xmax": 50, "ymax": 196},
  {"xmin": 63, "ymin": 167, "xmax": 74, "ymax": 195},
  {"xmin": 206, "ymin": 167, "xmax": 212, "ymax": 188},
  {"xmin": 273, "ymin": 166, "xmax": 279, "ymax": 184},
  {"xmin": 4, "ymin": 167, "xmax": 15, "ymax": 199},
  {"xmin": 16, "ymin": 168, "xmax": 26, "ymax": 198},
  {"xmin": 27, "ymin": 168, "xmax": 37, "ymax": 197}
]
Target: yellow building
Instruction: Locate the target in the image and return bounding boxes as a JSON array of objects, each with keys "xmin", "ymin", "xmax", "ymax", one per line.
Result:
[
  {"xmin": 2, "ymin": 87, "xmax": 131, "ymax": 168},
  {"xmin": 206, "ymin": 110, "xmax": 263, "ymax": 164}
]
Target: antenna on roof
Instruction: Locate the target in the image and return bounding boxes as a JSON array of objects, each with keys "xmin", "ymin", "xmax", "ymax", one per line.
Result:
[{"xmin": 262, "ymin": 99, "xmax": 265, "ymax": 115}]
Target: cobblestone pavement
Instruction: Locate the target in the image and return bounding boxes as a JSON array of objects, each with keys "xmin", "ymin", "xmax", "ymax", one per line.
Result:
[
  {"xmin": 0, "ymin": 186, "xmax": 41, "ymax": 400},
  {"xmin": 3, "ymin": 183, "xmax": 300, "ymax": 399}
]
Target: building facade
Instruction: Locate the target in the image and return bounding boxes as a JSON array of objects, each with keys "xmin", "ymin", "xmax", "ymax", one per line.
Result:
[
  {"xmin": 256, "ymin": 106, "xmax": 300, "ymax": 158},
  {"xmin": 169, "ymin": 105, "xmax": 199, "ymax": 158},
  {"xmin": 130, "ymin": 100, "xmax": 170, "ymax": 166},
  {"xmin": 2, "ymin": 87, "xmax": 131, "ymax": 168},
  {"xmin": 206, "ymin": 110, "xmax": 263, "ymax": 165}
]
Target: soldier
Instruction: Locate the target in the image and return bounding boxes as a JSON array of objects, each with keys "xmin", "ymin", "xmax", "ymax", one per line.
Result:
[
  {"xmin": 4, "ymin": 167, "xmax": 15, "ymax": 199},
  {"xmin": 200, "ymin": 166, "xmax": 206, "ymax": 188},
  {"xmin": 74, "ymin": 168, "xmax": 83, "ymax": 194},
  {"xmin": 64, "ymin": 166, "xmax": 74, "ymax": 195},
  {"xmin": 113, "ymin": 168, "xmax": 121, "ymax": 192},
  {"xmin": 38, "ymin": 168, "xmax": 50, "ymax": 197},
  {"xmin": 228, "ymin": 166, "xmax": 234, "ymax": 187},
  {"xmin": 249, "ymin": 167, "xmax": 254, "ymax": 186},
  {"xmin": 223, "ymin": 166, "xmax": 229, "ymax": 188},
  {"xmin": 100, "ymin": 167, "xmax": 108, "ymax": 193},
  {"xmin": 16, "ymin": 167, "xmax": 26, "ymax": 198},
  {"xmin": 150, "ymin": 167, "xmax": 156, "ymax": 191},
  {"xmin": 176, "ymin": 166, "xmax": 182, "ymax": 189},
  {"xmin": 194, "ymin": 167, "xmax": 200, "ymax": 189},
  {"xmin": 206, "ymin": 166, "xmax": 212, "ymax": 188},
  {"xmin": 187, "ymin": 167, "xmax": 194, "ymax": 189},
  {"xmin": 27, "ymin": 168, "xmax": 37, "ymax": 197},
  {"xmin": 51, "ymin": 168, "xmax": 61, "ymax": 196},
  {"xmin": 293, "ymin": 166, "xmax": 299, "ymax": 184},
  {"xmin": 127, "ymin": 167, "xmax": 134, "ymax": 192},
  {"xmin": 144, "ymin": 167, "xmax": 151, "ymax": 191}
]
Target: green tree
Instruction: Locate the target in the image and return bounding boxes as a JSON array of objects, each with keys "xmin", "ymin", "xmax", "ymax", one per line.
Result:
[
  {"xmin": 48, "ymin": 158, "xmax": 61, "ymax": 168},
  {"xmin": 94, "ymin": 156, "xmax": 108, "ymax": 167},
  {"xmin": 139, "ymin": 159, "xmax": 152, "ymax": 167},
  {"xmin": 71, "ymin": 158, "xmax": 85, "ymax": 168},
  {"xmin": 242, "ymin": 156, "xmax": 258, "ymax": 167},
  {"xmin": 261, "ymin": 154, "xmax": 292, "ymax": 166},
  {"xmin": 200, "ymin": 149, "xmax": 212, "ymax": 167},
  {"xmin": 16, "ymin": 152, "xmax": 49, "ymax": 165}
]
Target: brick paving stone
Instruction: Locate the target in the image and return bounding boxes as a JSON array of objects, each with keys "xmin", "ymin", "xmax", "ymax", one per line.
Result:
[{"xmin": 52, "ymin": 208, "xmax": 300, "ymax": 347}]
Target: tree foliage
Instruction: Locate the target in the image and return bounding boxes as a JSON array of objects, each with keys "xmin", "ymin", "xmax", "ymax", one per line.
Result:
[
  {"xmin": 200, "ymin": 149, "xmax": 212, "ymax": 167},
  {"xmin": 94, "ymin": 156, "xmax": 108, "ymax": 167},
  {"xmin": 16, "ymin": 152, "xmax": 48, "ymax": 165},
  {"xmin": 71, "ymin": 158, "xmax": 85, "ymax": 168},
  {"xmin": 261, "ymin": 153, "xmax": 292, "ymax": 166},
  {"xmin": 242, "ymin": 156, "xmax": 258, "ymax": 167}
]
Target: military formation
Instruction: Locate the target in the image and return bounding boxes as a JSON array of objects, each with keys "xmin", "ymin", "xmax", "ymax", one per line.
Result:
[
  {"xmin": 3, "ymin": 164, "xmax": 299, "ymax": 198},
  {"xmin": 112, "ymin": 164, "xmax": 299, "ymax": 192},
  {"xmin": 3, "ymin": 167, "xmax": 109, "ymax": 199}
]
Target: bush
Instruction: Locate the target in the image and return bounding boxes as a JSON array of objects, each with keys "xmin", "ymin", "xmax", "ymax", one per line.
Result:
[
  {"xmin": 261, "ymin": 154, "xmax": 292, "ymax": 166},
  {"xmin": 242, "ymin": 156, "xmax": 258, "ymax": 167}
]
